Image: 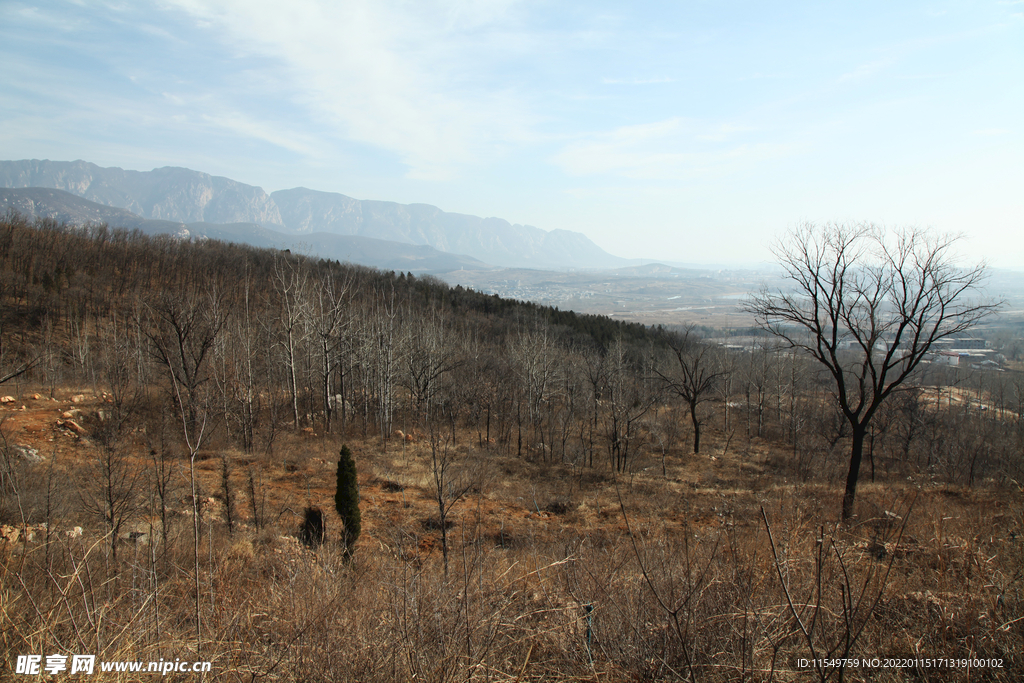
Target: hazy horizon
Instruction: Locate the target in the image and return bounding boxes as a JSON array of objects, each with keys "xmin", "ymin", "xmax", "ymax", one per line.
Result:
[{"xmin": 2, "ymin": 1, "xmax": 1021, "ymax": 268}]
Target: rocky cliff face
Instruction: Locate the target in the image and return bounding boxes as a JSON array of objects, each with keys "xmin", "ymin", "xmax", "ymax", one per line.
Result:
[
  {"xmin": 0, "ymin": 160, "xmax": 625, "ymax": 270},
  {"xmin": 271, "ymin": 187, "xmax": 626, "ymax": 269},
  {"xmin": 0, "ymin": 187, "xmax": 189, "ymax": 235},
  {"xmin": 270, "ymin": 187, "xmax": 363, "ymax": 234},
  {"xmin": 0, "ymin": 160, "xmax": 284, "ymax": 227}
]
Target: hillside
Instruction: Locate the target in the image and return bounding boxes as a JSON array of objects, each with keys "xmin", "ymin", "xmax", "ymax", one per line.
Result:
[{"xmin": 0, "ymin": 186, "xmax": 191, "ymax": 235}]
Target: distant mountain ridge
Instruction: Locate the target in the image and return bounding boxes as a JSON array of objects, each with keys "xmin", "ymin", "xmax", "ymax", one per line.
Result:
[
  {"xmin": 0, "ymin": 159, "xmax": 283, "ymax": 226},
  {"xmin": 0, "ymin": 187, "xmax": 490, "ymax": 273},
  {"xmin": 0, "ymin": 159, "xmax": 625, "ymax": 270},
  {"xmin": 0, "ymin": 186, "xmax": 191, "ymax": 235}
]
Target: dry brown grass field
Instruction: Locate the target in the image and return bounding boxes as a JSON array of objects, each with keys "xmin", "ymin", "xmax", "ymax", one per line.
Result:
[{"xmin": 2, "ymin": 387, "xmax": 1021, "ymax": 682}]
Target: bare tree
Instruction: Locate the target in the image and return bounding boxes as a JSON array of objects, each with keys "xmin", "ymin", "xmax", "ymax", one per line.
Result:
[
  {"xmin": 80, "ymin": 312, "xmax": 144, "ymax": 560},
  {"xmin": 742, "ymin": 342, "xmax": 773, "ymax": 439},
  {"xmin": 362, "ymin": 287, "xmax": 402, "ymax": 443},
  {"xmin": 272, "ymin": 256, "xmax": 309, "ymax": 430},
  {"xmin": 508, "ymin": 325, "xmax": 557, "ymax": 458},
  {"xmin": 428, "ymin": 427, "xmax": 476, "ymax": 576},
  {"xmin": 224, "ymin": 270, "xmax": 265, "ymax": 453},
  {"xmin": 0, "ymin": 321, "xmax": 39, "ymax": 386},
  {"xmin": 406, "ymin": 305, "xmax": 462, "ymax": 425},
  {"xmin": 146, "ymin": 288, "xmax": 224, "ymax": 654},
  {"xmin": 0, "ymin": 357, "xmax": 38, "ymax": 386},
  {"xmin": 307, "ymin": 265, "xmax": 350, "ymax": 433},
  {"xmin": 747, "ymin": 223, "xmax": 998, "ymax": 520},
  {"xmin": 654, "ymin": 327, "xmax": 726, "ymax": 454},
  {"xmin": 147, "ymin": 290, "xmax": 226, "ymax": 438},
  {"xmin": 603, "ymin": 340, "xmax": 656, "ymax": 472}
]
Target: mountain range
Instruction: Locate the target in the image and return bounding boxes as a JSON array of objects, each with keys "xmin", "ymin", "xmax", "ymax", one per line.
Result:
[
  {"xmin": 0, "ymin": 159, "xmax": 626, "ymax": 271},
  {"xmin": 0, "ymin": 187, "xmax": 489, "ymax": 273}
]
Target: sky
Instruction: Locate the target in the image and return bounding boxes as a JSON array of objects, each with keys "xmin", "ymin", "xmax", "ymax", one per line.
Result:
[{"xmin": 1, "ymin": 0, "xmax": 1022, "ymax": 268}]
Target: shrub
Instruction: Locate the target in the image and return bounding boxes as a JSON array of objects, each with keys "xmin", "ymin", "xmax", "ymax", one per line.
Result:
[{"xmin": 299, "ymin": 507, "xmax": 324, "ymax": 548}]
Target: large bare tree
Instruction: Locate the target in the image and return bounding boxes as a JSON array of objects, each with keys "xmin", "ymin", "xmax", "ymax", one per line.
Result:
[
  {"xmin": 146, "ymin": 287, "xmax": 226, "ymax": 653},
  {"xmin": 747, "ymin": 223, "xmax": 998, "ymax": 520}
]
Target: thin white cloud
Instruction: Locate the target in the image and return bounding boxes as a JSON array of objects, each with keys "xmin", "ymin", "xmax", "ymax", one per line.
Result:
[
  {"xmin": 161, "ymin": 0, "xmax": 536, "ymax": 180},
  {"xmin": 551, "ymin": 118, "xmax": 788, "ymax": 181},
  {"xmin": 601, "ymin": 76, "xmax": 674, "ymax": 84},
  {"xmin": 12, "ymin": 3, "xmax": 86, "ymax": 32},
  {"xmin": 696, "ymin": 123, "xmax": 756, "ymax": 143},
  {"xmin": 199, "ymin": 112, "xmax": 323, "ymax": 157},
  {"xmin": 837, "ymin": 58, "xmax": 894, "ymax": 83}
]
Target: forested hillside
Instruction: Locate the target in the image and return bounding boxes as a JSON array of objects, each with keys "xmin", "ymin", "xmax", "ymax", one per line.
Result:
[
  {"xmin": 2, "ymin": 212, "xmax": 1023, "ymax": 682},
  {"xmin": 0, "ymin": 211, "xmax": 666, "ymax": 457}
]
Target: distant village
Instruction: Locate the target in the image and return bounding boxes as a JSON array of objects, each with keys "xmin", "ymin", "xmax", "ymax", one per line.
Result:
[{"xmin": 716, "ymin": 335, "xmax": 1005, "ymax": 371}]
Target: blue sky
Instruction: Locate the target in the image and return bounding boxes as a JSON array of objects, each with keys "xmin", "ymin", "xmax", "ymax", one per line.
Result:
[{"xmin": 2, "ymin": 0, "xmax": 1022, "ymax": 267}]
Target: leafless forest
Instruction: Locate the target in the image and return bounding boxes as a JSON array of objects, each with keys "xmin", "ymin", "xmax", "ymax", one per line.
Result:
[{"xmin": 2, "ymin": 214, "xmax": 1023, "ymax": 681}]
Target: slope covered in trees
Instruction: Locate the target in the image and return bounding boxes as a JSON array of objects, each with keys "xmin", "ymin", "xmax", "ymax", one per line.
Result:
[
  {"xmin": 2, "ymin": 212, "xmax": 1023, "ymax": 681},
  {"xmin": 1, "ymin": 211, "xmax": 1020, "ymax": 480},
  {"xmin": 0, "ymin": 211, "xmax": 671, "ymax": 465}
]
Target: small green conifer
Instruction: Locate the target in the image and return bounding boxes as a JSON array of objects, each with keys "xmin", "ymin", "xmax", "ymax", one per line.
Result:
[{"xmin": 335, "ymin": 444, "xmax": 361, "ymax": 557}]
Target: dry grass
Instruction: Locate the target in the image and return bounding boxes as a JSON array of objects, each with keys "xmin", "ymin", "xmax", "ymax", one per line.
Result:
[{"xmin": 2, "ymin": 397, "xmax": 1022, "ymax": 681}]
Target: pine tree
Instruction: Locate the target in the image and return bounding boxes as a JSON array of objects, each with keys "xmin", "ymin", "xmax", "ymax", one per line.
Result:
[{"xmin": 335, "ymin": 444, "xmax": 361, "ymax": 558}]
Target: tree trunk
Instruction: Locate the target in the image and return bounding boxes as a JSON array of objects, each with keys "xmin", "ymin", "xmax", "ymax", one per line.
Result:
[
  {"xmin": 322, "ymin": 344, "xmax": 332, "ymax": 433},
  {"xmin": 689, "ymin": 400, "xmax": 701, "ymax": 454},
  {"xmin": 287, "ymin": 328, "xmax": 299, "ymax": 429},
  {"xmin": 842, "ymin": 423, "xmax": 868, "ymax": 521}
]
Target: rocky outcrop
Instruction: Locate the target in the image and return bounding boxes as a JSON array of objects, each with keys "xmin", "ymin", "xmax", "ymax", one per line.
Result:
[
  {"xmin": 272, "ymin": 187, "xmax": 626, "ymax": 269},
  {"xmin": 0, "ymin": 160, "xmax": 284, "ymax": 227}
]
